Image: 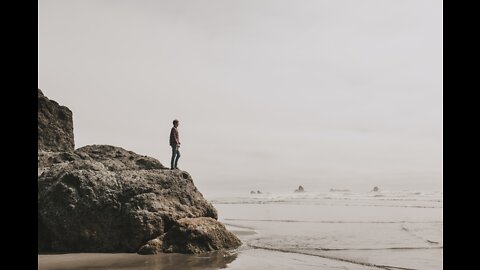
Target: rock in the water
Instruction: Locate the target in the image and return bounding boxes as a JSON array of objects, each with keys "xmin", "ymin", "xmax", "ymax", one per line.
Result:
[
  {"xmin": 372, "ymin": 186, "xmax": 379, "ymax": 192},
  {"xmin": 294, "ymin": 185, "xmax": 305, "ymax": 192},
  {"xmin": 162, "ymin": 217, "xmax": 242, "ymax": 254},
  {"xmin": 250, "ymin": 190, "xmax": 256, "ymax": 194},
  {"xmin": 256, "ymin": 190, "xmax": 262, "ymax": 194},
  {"xmin": 38, "ymin": 89, "xmax": 75, "ymax": 152}
]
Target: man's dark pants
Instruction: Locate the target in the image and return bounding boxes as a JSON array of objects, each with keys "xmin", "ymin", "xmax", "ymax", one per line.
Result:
[{"xmin": 171, "ymin": 145, "xmax": 180, "ymax": 169}]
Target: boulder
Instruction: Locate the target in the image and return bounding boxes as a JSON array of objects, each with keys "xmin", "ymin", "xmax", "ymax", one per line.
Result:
[
  {"xmin": 137, "ymin": 237, "xmax": 164, "ymax": 255},
  {"xmin": 162, "ymin": 217, "xmax": 242, "ymax": 254},
  {"xmin": 137, "ymin": 217, "xmax": 242, "ymax": 255},
  {"xmin": 37, "ymin": 90, "xmax": 240, "ymax": 254},
  {"xmin": 38, "ymin": 145, "xmax": 218, "ymax": 252}
]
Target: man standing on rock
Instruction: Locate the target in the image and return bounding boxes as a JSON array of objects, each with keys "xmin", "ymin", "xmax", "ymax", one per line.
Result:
[{"xmin": 170, "ymin": 119, "xmax": 181, "ymax": 170}]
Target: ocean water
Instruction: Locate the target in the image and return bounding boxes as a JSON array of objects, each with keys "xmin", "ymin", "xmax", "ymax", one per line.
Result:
[
  {"xmin": 38, "ymin": 189, "xmax": 442, "ymax": 270},
  {"xmin": 213, "ymin": 189, "xmax": 443, "ymax": 270}
]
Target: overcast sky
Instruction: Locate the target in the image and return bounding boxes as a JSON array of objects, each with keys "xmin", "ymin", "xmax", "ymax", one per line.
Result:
[{"xmin": 38, "ymin": 0, "xmax": 442, "ymax": 196}]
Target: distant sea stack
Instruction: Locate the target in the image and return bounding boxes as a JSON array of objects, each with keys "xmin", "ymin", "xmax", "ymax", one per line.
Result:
[
  {"xmin": 37, "ymin": 89, "xmax": 241, "ymax": 254},
  {"xmin": 294, "ymin": 185, "xmax": 305, "ymax": 193}
]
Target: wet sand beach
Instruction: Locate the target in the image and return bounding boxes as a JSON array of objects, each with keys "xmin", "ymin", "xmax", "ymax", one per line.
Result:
[{"xmin": 39, "ymin": 251, "xmax": 237, "ymax": 270}]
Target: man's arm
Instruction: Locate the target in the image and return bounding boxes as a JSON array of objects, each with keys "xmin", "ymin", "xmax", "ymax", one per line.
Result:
[{"xmin": 175, "ymin": 129, "xmax": 180, "ymax": 146}]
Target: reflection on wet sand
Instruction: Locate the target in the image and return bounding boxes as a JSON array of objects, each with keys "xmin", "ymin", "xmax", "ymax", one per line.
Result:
[{"xmin": 38, "ymin": 250, "xmax": 238, "ymax": 270}]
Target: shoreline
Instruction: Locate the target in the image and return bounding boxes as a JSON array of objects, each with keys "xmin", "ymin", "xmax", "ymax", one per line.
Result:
[{"xmin": 39, "ymin": 192, "xmax": 442, "ymax": 270}]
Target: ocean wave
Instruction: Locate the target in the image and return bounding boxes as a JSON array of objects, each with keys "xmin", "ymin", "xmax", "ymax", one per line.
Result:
[
  {"xmin": 247, "ymin": 244, "xmax": 423, "ymax": 270},
  {"xmin": 214, "ymin": 201, "xmax": 442, "ymax": 209},
  {"xmin": 400, "ymin": 223, "xmax": 442, "ymax": 246},
  {"xmin": 210, "ymin": 191, "xmax": 443, "ymax": 209},
  {"xmin": 224, "ymin": 218, "xmax": 442, "ymax": 224}
]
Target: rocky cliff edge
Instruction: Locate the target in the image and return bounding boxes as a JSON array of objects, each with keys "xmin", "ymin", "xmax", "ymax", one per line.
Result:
[{"xmin": 37, "ymin": 89, "xmax": 241, "ymax": 254}]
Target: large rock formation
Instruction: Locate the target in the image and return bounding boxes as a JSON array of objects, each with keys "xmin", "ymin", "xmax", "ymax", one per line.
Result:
[
  {"xmin": 38, "ymin": 89, "xmax": 74, "ymax": 152},
  {"xmin": 38, "ymin": 91, "xmax": 241, "ymax": 254}
]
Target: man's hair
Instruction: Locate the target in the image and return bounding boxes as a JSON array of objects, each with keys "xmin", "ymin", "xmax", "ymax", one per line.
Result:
[{"xmin": 173, "ymin": 119, "xmax": 179, "ymax": 125}]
